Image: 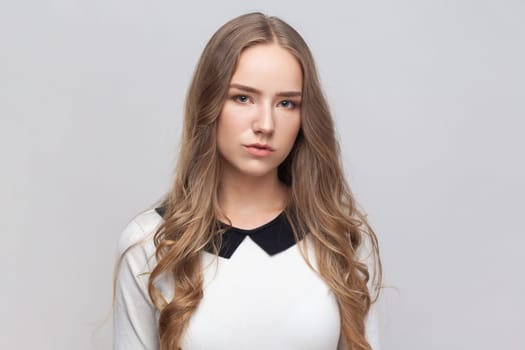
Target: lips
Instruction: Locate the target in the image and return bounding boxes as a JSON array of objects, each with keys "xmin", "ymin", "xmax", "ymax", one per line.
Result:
[
  {"xmin": 246, "ymin": 143, "xmax": 274, "ymax": 151},
  {"xmin": 244, "ymin": 143, "xmax": 274, "ymax": 157}
]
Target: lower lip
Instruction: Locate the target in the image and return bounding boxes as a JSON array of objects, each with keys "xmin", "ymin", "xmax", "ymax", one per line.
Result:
[{"xmin": 244, "ymin": 146, "xmax": 273, "ymax": 157}]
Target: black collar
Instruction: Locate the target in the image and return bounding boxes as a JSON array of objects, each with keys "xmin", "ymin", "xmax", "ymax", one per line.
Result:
[{"xmin": 154, "ymin": 207, "xmax": 301, "ymax": 259}]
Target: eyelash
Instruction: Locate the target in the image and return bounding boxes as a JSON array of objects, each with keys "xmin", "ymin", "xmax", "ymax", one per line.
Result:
[
  {"xmin": 233, "ymin": 95, "xmax": 251, "ymax": 104},
  {"xmin": 279, "ymin": 100, "xmax": 297, "ymax": 109},
  {"xmin": 232, "ymin": 95, "xmax": 299, "ymax": 109}
]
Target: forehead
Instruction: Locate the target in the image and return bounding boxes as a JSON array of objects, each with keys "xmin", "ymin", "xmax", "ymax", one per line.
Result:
[{"xmin": 230, "ymin": 43, "xmax": 303, "ymax": 93}]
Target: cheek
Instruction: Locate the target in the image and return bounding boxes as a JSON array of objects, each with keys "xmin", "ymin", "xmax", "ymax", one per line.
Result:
[
  {"xmin": 216, "ymin": 120, "xmax": 229, "ymax": 152},
  {"xmin": 216, "ymin": 109, "xmax": 241, "ymax": 151},
  {"xmin": 282, "ymin": 117, "xmax": 301, "ymax": 145},
  {"xmin": 217, "ymin": 106, "xmax": 230, "ymax": 135}
]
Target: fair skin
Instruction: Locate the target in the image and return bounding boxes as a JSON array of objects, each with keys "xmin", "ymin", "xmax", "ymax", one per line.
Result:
[{"xmin": 216, "ymin": 43, "xmax": 303, "ymax": 229}]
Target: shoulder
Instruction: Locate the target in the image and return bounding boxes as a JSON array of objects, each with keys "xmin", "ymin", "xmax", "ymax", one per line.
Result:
[
  {"xmin": 117, "ymin": 208, "xmax": 164, "ymax": 258},
  {"xmin": 115, "ymin": 207, "xmax": 175, "ymax": 302}
]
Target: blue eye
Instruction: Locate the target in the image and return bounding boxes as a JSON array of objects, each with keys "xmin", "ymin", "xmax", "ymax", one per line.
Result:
[
  {"xmin": 234, "ymin": 95, "xmax": 250, "ymax": 103},
  {"xmin": 279, "ymin": 100, "xmax": 296, "ymax": 108}
]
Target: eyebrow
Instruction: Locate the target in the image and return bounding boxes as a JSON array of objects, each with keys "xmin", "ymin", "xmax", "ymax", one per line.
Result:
[{"xmin": 229, "ymin": 83, "xmax": 302, "ymax": 98}]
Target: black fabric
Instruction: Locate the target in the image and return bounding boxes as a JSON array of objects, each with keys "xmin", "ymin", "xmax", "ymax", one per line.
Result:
[
  {"xmin": 154, "ymin": 206, "xmax": 301, "ymax": 259},
  {"xmin": 155, "ymin": 206, "xmax": 166, "ymax": 218}
]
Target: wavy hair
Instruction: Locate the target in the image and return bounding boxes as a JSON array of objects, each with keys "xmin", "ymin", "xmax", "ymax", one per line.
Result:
[{"xmin": 114, "ymin": 12, "xmax": 381, "ymax": 350}]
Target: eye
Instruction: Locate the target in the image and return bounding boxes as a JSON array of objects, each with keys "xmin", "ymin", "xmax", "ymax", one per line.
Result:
[
  {"xmin": 279, "ymin": 100, "xmax": 298, "ymax": 109},
  {"xmin": 233, "ymin": 95, "xmax": 251, "ymax": 103}
]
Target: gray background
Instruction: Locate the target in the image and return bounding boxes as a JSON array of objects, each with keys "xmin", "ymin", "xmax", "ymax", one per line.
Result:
[{"xmin": 1, "ymin": 0, "xmax": 524, "ymax": 349}]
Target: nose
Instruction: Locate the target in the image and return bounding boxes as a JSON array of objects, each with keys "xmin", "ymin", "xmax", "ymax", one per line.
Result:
[{"xmin": 253, "ymin": 103, "xmax": 274, "ymax": 135}]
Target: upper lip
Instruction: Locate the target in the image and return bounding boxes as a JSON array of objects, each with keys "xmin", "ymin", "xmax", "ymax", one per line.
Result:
[{"xmin": 246, "ymin": 143, "xmax": 274, "ymax": 151}]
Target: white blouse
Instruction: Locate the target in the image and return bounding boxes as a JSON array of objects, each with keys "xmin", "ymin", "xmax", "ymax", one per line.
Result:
[{"xmin": 113, "ymin": 208, "xmax": 380, "ymax": 350}]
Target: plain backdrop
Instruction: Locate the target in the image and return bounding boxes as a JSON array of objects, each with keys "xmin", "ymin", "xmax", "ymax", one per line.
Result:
[{"xmin": 1, "ymin": 0, "xmax": 524, "ymax": 349}]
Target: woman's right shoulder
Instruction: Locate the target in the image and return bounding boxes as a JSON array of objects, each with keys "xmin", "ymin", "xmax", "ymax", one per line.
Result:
[{"xmin": 116, "ymin": 208, "xmax": 165, "ymax": 257}]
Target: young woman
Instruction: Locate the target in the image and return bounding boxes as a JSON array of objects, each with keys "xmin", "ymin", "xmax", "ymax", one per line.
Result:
[{"xmin": 113, "ymin": 12, "xmax": 382, "ymax": 350}]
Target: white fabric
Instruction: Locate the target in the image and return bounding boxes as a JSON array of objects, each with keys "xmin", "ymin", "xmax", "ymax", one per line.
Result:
[{"xmin": 113, "ymin": 209, "xmax": 380, "ymax": 350}]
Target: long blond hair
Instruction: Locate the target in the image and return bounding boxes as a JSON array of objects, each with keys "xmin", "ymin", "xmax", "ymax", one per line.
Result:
[{"xmin": 114, "ymin": 12, "xmax": 381, "ymax": 350}]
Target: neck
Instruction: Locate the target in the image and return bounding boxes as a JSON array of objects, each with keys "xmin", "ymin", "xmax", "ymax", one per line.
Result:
[{"xmin": 218, "ymin": 168, "xmax": 289, "ymax": 219}]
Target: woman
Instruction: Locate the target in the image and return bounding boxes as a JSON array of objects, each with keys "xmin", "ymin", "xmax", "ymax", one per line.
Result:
[{"xmin": 113, "ymin": 12, "xmax": 382, "ymax": 350}]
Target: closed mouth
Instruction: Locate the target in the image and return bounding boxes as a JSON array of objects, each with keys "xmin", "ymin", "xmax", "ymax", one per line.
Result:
[{"xmin": 246, "ymin": 144, "xmax": 274, "ymax": 151}]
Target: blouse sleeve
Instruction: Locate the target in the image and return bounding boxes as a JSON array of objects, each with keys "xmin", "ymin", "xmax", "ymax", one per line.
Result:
[
  {"xmin": 360, "ymin": 228, "xmax": 381, "ymax": 350},
  {"xmin": 364, "ymin": 299, "xmax": 381, "ymax": 350},
  {"xmin": 113, "ymin": 219, "xmax": 160, "ymax": 350},
  {"xmin": 338, "ymin": 229, "xmax": 382, "ymax": 350}
]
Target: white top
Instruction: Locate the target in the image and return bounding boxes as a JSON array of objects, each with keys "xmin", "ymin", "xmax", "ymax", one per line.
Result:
[{"xmin": 113, "ymin": 208, "xmax": 380, "ymax": 350}]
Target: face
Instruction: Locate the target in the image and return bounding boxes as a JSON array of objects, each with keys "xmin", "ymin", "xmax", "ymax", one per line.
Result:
[{"xmin": 216, "ymin": 43, "xmax": 302, "ymax": 181}]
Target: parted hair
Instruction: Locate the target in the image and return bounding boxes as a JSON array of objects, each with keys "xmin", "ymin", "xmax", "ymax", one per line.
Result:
[{"xmin": 113, "ymin": 12, "xmax": 381, "ymax": 350}]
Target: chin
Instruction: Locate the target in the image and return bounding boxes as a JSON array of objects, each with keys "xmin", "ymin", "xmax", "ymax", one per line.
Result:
[
  {"xmin": 220, "ymin": 155, "xmax": 283, "ymax": 179},
  {"xmin": 241, "ymin": 168, "xmax": 276, "ymax": 178},
  {"xmin": 233, "ymin": 164, "xmax": 279, "ymax": 178}
]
